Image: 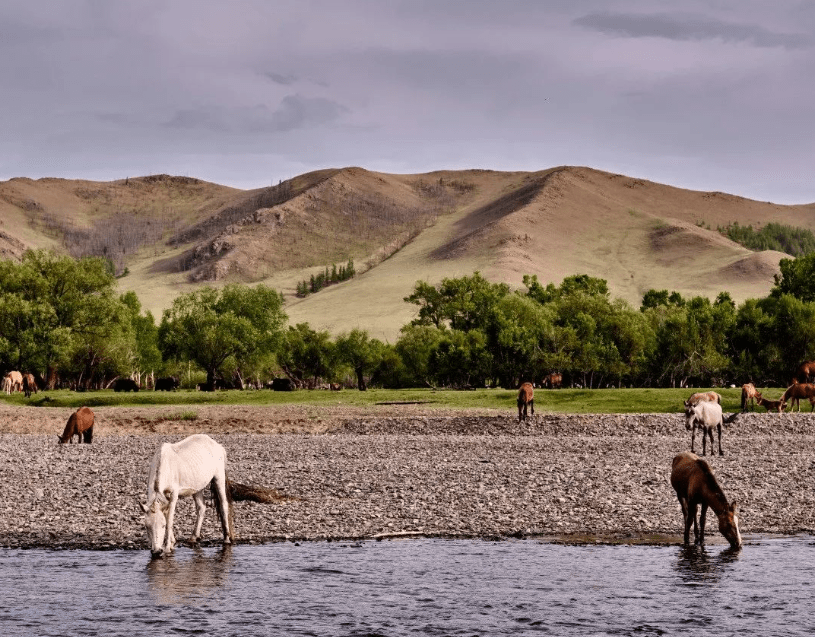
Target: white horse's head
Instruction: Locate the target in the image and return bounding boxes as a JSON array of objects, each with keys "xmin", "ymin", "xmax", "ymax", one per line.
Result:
[{"xmin": 139, "ymin": 497, "xmax": 168, "ymax": 558}]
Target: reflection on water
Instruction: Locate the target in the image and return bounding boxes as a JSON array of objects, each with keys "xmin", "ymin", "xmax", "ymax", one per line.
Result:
[
  {"xmin": 146, "ymin": 545, "xmax": 233, "ymax": 605},
  {"xmin": 674, "ymin": 543, "xmax": 741, "ymax": 586},
  {"xmin": 1, "ymin": 537, "xmax": 814, "ymax": 636}
]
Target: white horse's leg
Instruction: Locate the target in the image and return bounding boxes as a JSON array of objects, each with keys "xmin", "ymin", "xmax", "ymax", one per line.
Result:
[
  {"xmin": 214, "ymin": 473, "xmax": 233, "ymax": 543},
  {"xmin": 164, "ymin": 492, "xmax": 179, "ymax": 553},
  {"xmin": 191, "ymin": 491, "xmax": 206, "ymax": 543}
]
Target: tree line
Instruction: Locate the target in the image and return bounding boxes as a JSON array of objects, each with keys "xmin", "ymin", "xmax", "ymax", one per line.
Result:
[{"xmin": 3, "ymin": 249, "xmax": 815, "ymax": 391}]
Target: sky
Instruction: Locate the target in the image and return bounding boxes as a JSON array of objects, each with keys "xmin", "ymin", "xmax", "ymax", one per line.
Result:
[{"xmin": 1, "ymin": 0, "xmax": 813, "ymax": 203}]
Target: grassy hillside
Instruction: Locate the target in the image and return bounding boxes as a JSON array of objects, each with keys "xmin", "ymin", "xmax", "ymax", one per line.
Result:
[{"xmin": 1, "ymin": 166, "xmax": 814, "ymax": 339}]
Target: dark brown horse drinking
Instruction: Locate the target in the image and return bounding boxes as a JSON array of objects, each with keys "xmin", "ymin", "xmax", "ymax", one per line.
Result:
[
  {"xmin": 670, "ymin": 451, "xmax": 741, "ymax": 549},
  {"xmin": 517, "ymin": 382, "xmax": 534, "ymax": 421}
]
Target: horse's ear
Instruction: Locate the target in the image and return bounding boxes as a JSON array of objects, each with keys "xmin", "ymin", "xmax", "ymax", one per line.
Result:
[
  {"xmin": 731, "ymin": 501, "xmax": 739, "ymax": 513},
  {"xmin": 138, "ymin": 498, "xmax": 149, "ymax": 513}
]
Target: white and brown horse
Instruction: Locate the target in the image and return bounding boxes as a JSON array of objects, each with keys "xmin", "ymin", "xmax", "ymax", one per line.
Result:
[
  {"xmin": 670, "ymin": 451, "xmax": 741, "ymax": 549},
  {"xmin": 2, "ymin": 370, "xmax": 22, "ymax": 395},
  {"xmin": 684, "ymin": 400, "xmax": 737, "ymax": 456}
]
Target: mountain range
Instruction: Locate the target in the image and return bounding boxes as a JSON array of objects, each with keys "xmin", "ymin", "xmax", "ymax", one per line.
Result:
[{"xmin": 1, "ymin": 166, "xmax": 812, "ymax": 341}]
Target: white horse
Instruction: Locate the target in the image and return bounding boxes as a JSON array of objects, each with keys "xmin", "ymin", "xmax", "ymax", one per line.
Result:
[
  {"xmin": 139, "ymin": 434, "xmax": 234, "ymax": 558},
  {"xmin": 684, "ymin": 400, "xmax": 738, "ymax": 456}
]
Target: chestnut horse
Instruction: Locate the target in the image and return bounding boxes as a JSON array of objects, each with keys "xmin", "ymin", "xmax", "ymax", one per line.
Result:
[
  {"xmin": 22, "ymin": 373, "xmax": 37, "ymax": 398},
  {"xmin": 782, "ymin": 382, "xmax": 815, "ymax": 412},
  {"xmin": 793, "ymin": 360, "xmax": 815, "ymax": 384},
  {"xmin": 58, "ymin": 406, "xmax": 94, "ymax": 444},
  {"xmin": 517, "ymin": 382, "xmax": 534, "ymax": 421},
  {"xmin": 543, "ymin": 373, "xmax": 562, "ymax": 389},
  {"xmin": 684, "ymin": 400, "xmax": 738, "ymax": 456},
  {"xmin": 756, "ymin": 393, "xmax": 786, "ymax": 414},
  {"xmin": 670, "ymin": 451, "xmax": 741, "ymax": 548},
  {"xmin": 740, "ymin": 383, "xmax": 760, "ymax": 412}
]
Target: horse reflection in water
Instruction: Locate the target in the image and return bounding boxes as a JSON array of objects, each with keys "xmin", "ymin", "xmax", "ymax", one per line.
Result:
[
  {"xmin": 146, "ymin": 545, "xmax": 233, "ymax": 605},
  {"xmin": 674, "ymin": 544, "xmax": 741, "ymax": 588}
]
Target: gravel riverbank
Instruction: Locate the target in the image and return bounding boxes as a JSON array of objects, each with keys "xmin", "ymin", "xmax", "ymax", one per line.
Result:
[{"xmin": 1, "ymin": 405, "xmax": 814, "ymax": 550}]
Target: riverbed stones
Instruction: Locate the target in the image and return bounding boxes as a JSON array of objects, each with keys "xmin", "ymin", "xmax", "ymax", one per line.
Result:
[{"xmin": 0, "ymin": 405, "xmax": 813, "ymax": 549}]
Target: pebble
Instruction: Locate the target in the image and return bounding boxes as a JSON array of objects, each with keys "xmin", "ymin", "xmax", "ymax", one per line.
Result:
[{"xmin": 0, "ymin": 408, "xmax": 813, "ymax": 549}]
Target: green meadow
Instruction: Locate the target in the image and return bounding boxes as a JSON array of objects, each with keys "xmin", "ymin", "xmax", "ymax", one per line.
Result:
[{"xmin": 0, "ymin": 387, "xmax": 768, "ymax": 414}]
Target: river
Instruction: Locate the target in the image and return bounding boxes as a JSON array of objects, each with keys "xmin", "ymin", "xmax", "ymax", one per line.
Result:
[{"xmin": 1, "ymin": 536, "xmax": 812, "ymax": 636}]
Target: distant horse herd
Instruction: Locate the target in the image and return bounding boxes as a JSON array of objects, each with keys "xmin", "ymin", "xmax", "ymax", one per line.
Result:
[{"xmin": 9, "ymin": 360, "xmax": 815, "ymax": 554}]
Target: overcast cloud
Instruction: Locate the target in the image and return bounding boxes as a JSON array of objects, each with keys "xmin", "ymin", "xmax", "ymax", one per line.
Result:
[{"xmin": 0, "ymin": 0, "xmax": 812, "ymax": 202}]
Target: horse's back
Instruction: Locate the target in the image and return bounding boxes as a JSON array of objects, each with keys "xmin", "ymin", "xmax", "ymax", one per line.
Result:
[
  {"xmin": 694, "ymin": 399, "xmax": 723, "ymax": 424},
  {"xmin": 154, "ymin": 434, "xmax": 227, "ymax": 495},
  {"xmin": 518, "ymin": 382, "xmax": 533, "ymax": 402},
  {"xmin": 671, "ymin": 451, "xmax": 704, "ymax": 496}
]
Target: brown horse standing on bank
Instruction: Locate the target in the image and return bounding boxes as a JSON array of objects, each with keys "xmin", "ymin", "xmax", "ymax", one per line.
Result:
[
  {"xmin": 740, "ymin": 383, "xmax": 760, "ymax": 412},
  {"xmin": 782, "ymin": 382, "xmax": 815, "ymax": 412},
  {"xmin": 517, "ymin": 382, "xmax": 534, "ymax": 421},
  {"xmin": 670, "ymin": 451, "xmax": 741, "ymax": 549},
  {"xmin": 58, "ymin": 406, "xmax": 94, "ymax": 444}
]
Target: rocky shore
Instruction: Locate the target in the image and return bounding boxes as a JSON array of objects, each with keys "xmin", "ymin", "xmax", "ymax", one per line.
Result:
[{"xmin": 1, "ymin": 404, "xmax": 813, "ymax": 551}]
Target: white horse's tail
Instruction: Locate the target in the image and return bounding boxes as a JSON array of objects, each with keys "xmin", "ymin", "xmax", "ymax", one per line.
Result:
[{"xmin": 210, "ymin": 473, "xmax": 235, "ymax": 542}]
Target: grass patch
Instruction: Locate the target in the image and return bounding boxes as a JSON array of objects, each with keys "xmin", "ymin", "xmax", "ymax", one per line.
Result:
[{"xmin": 1, "ymin": 387, "xmax": 757, "ymax": 414}]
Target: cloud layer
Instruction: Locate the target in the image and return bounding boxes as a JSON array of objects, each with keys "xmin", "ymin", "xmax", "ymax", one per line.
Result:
[{"xmin": 0, "ymin": 0, "xmax": 812, "ymax": 203}]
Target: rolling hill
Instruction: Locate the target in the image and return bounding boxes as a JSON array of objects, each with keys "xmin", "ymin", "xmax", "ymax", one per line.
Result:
[{"xmin": 1, "ymin": 166, "xmax": 813, "ymax": 341}]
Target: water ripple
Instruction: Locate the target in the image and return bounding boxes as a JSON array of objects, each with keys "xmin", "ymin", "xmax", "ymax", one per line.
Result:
[{"xmin": 0, "ymin": 537, "xmax": 814, "ymax": 635}]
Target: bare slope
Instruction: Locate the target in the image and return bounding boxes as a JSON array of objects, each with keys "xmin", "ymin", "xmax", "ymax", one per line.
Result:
[{"xmin": 1, "ymin": 166, "xmax": 813, "ymax": 339}]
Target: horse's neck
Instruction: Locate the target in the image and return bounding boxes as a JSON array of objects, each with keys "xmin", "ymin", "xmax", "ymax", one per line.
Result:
[{"xmin": 703, "ymin": 483, "xmax": 730, "ymax": 515}]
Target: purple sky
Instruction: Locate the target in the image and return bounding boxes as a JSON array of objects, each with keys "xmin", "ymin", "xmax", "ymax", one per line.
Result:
[{"xmin": 1, "ymin": 1, "xmax": 813, "ymax": 203}]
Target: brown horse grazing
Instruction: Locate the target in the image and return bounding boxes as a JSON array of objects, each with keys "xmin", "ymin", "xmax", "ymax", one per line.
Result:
[
  {"xmin": 58, "ymin": 406, "xmax": 94, "ymax": 444},
  {"xmin": 517, "ymin": 382, "xmax": 534, "ymax": 421},
  {"xmin": 756, "ymin": 393, "xmax": 786, "ymax": 414},
  {"xmin": 670, "ymin": 451, "xmax": 741, "ymax": 548},
  {"xmin": 22, "ymin": 373, "xmax": 37, "ymax": 398},
  {"xmin": 794, "ymin": 360, "xmax": 815, "ymax": 384},
  {"xmin": 683, "ymin": 391, "xmax": 721, "ymax": 410},
  {"xmin": 782, "ymin": 382, "xmax": 815, "ymax": 412},
  {"xmin": 740, "ymin": 383, "xmax": 760, "ymax": 412}
]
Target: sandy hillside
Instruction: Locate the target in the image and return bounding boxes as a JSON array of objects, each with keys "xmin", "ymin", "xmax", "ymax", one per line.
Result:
[{"xmin": 2, "ymin": 166, "xmax": 814, "ymax": 340}]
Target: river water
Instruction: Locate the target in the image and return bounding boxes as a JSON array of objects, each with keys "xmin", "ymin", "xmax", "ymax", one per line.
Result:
[{"xmin": 0, "ymin": 536, "xmax": 812, "ymax": 636}]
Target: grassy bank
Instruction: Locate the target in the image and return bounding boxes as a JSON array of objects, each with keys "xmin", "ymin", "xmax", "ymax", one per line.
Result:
[{"xmin": 0, "ymin": 386, "xmax": 778, "ymax": 414}]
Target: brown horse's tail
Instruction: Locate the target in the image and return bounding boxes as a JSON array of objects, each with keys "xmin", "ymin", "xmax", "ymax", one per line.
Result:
[
  {"xmin": 210, "ymin": 473, "xmax": 235, "ymax": 542},
  {"xmin": 83, "ymin": 426, "xmax": 93, "ymax": 444}
]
